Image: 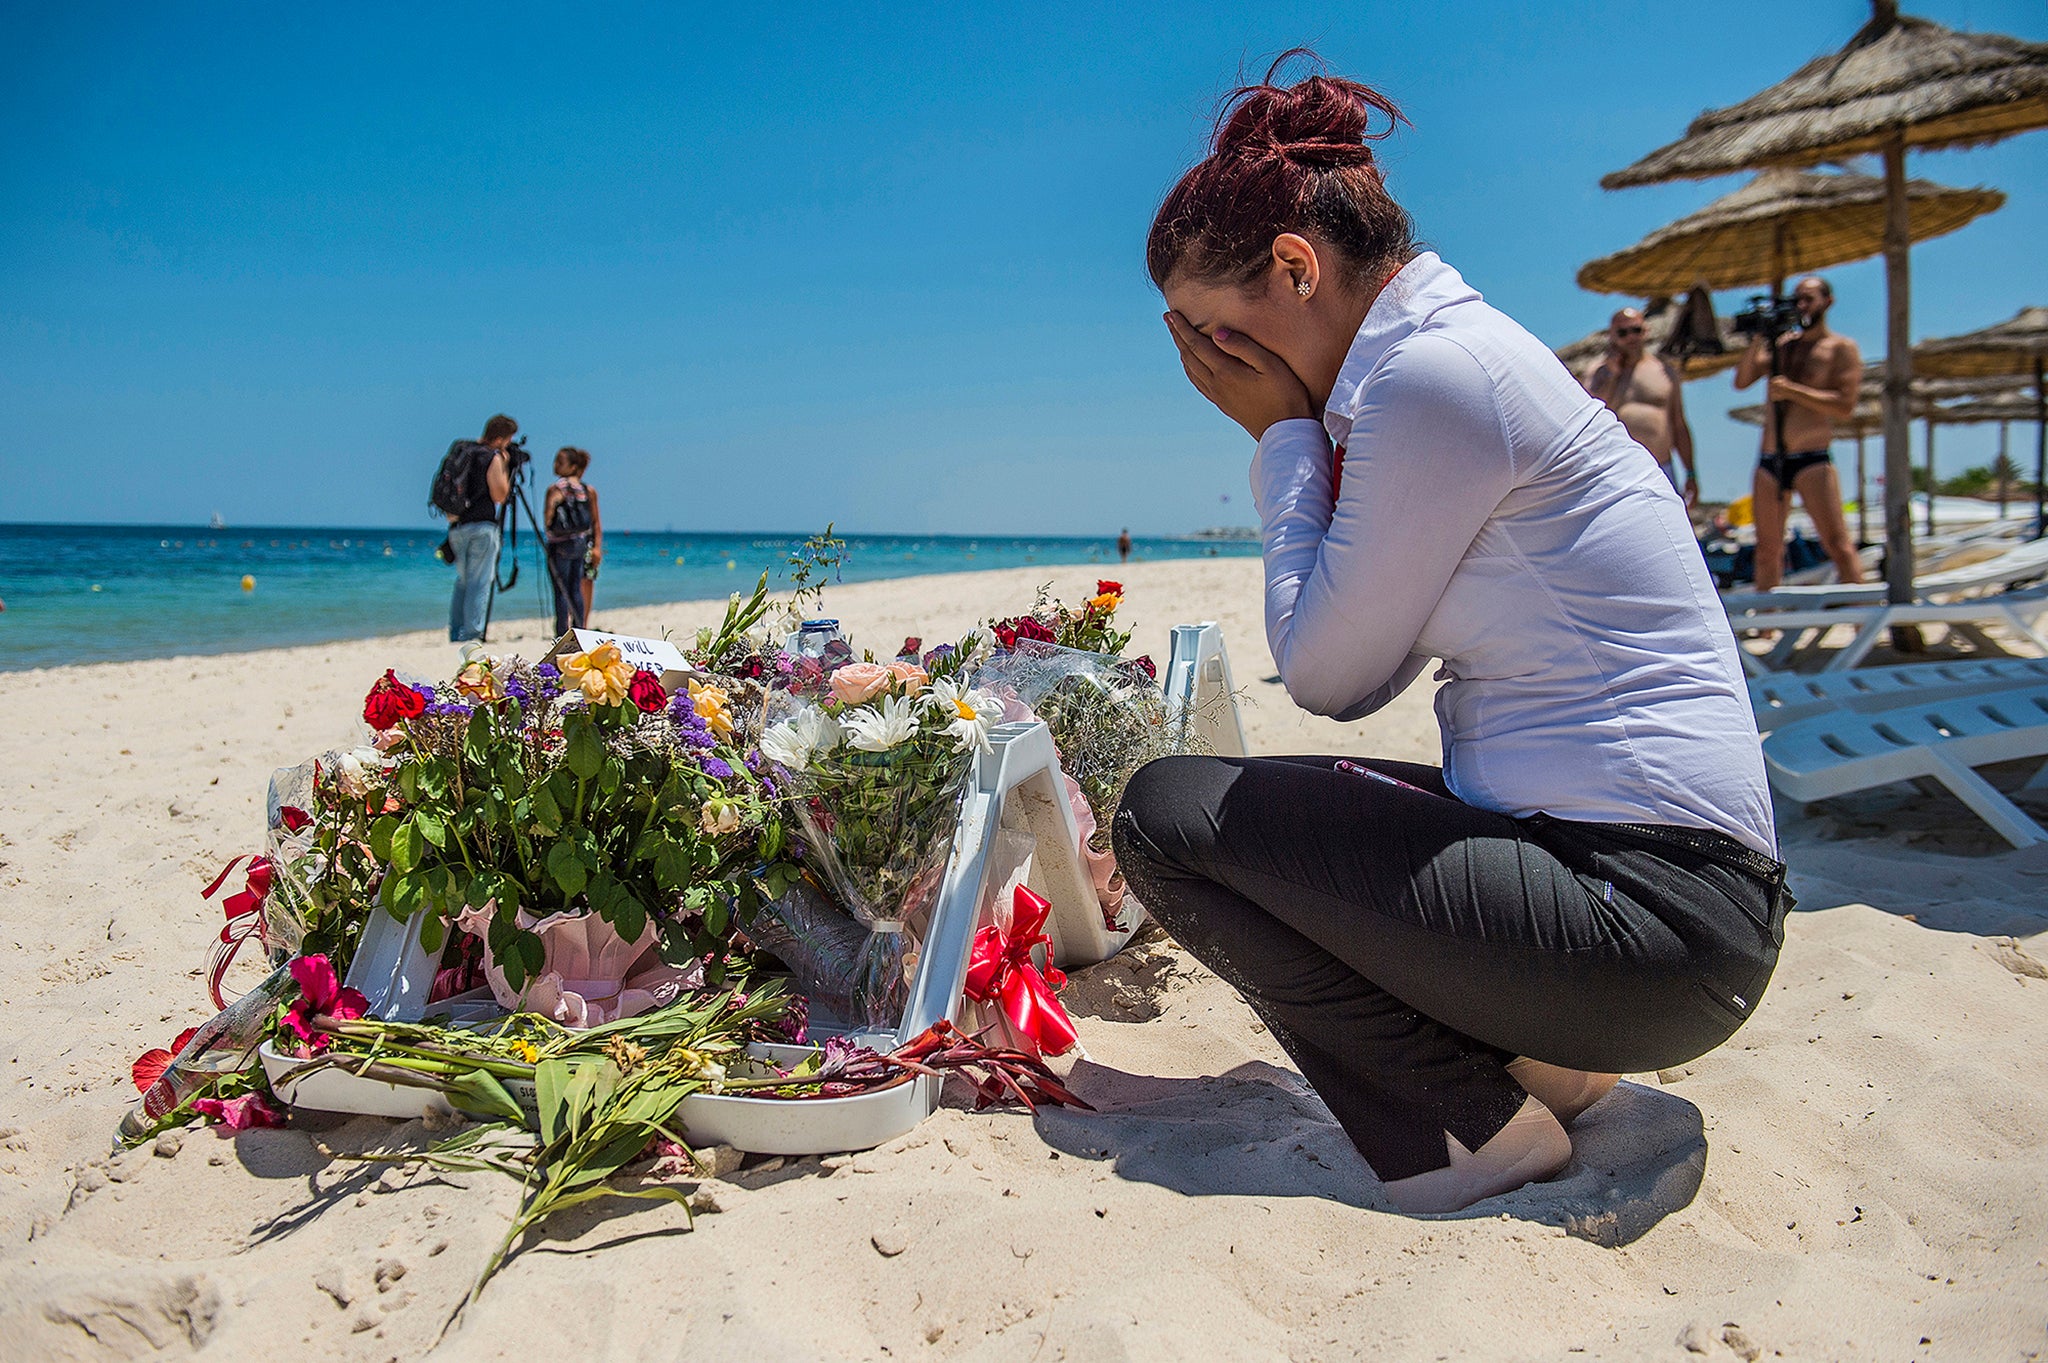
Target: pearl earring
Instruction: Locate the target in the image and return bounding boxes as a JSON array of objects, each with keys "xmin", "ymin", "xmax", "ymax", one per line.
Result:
[{"xmin": 1297, "ymin": 279, "xmax": 1314, "ymax": 297}]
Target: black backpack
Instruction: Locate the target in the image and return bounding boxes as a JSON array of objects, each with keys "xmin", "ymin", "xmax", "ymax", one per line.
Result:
[
  {"xmin": 429, "ymin": 440, "xmax": 490, "ymax": 521},
  {"xmin": 549, "ymin": 483, "xmax": 594, "ymax": 538}
]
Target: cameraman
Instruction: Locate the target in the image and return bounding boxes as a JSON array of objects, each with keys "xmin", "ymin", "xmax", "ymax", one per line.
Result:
[
  {"xmin": 1733, "ymin": 277, "xmax": 1864, "ymax": 590},
  {"xmin": 446, "ymin": 413, "xmax": 515, "ymax": 642},
  {"xmin": 1580, "ymin": 307, "xmax": 1698, "ymax": 505}
]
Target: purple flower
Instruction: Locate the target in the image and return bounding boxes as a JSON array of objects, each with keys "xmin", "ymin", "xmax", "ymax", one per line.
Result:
[
  {"xmin": 700, "ymin": 755, "xmax": 734, "ymax": 780},
  {"xmin": 536, "ymin": 663, "xmax": 560, "ymax": 680}
]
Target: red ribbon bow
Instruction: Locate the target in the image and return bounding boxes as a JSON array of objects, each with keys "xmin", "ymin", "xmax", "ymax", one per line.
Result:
[
  {"xmin": 201, "ymin": 854, "xmax": 273, "ymax": 1010},
  {"xmin": 963, "ymin": 886, "xmax": 1079, "ymax": 1058}
]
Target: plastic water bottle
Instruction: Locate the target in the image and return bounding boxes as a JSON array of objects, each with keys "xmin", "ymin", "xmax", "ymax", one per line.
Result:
[
  {"xmin": 118, "ymin": 964, "xmax": 293, "ymax": 1143},
  {"xmin": 791, "ymin": 619, "xmax": 845, "ymax": 659}
]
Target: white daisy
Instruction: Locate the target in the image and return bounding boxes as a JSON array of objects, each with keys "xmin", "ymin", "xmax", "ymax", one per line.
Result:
[
  {"xmin": 759, "ymin": 708, "xmax": 840, "ymax": 770},
  {"xmin": 960, "ymin": 625, "xmax": 998, "ymax": 670},
  {"xmin": 840, "ymin": 693, "xmax": 920, "ymax": 752},
  {"xmin": 925, "ymin": 678, "xmax": 1002, "ymax": 754}
]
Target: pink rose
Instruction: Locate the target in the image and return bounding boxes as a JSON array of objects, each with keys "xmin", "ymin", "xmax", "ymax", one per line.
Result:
[
  {"xmin": 887, "ymin": 660, "xmax": 929, "ymax": 694},
  {"xmin": 829, "ymin": 662, "xmax": 891, "ymax": 706}
]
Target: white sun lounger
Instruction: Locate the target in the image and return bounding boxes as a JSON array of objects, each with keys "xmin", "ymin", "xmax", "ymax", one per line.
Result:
[
  {"xmin": 1748, "ymin": 657, "xmax": 2048, "ymax": 732},
  {"xmin": 1762, "ymin": 681, "xmax": 2048, "ymax": 848},
  {"xmin": 1720, "ymin": 535, "xmax": 2048, "ymax": 615},
  {"xmin": 1729, "ymin": 584, "xmax": 2048, "ymax": 675}
]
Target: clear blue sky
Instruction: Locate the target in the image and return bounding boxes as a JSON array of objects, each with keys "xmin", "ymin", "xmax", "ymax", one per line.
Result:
[{"xmin": 3, "ymin": 1, "xmax": 2043, "ymax": 534}]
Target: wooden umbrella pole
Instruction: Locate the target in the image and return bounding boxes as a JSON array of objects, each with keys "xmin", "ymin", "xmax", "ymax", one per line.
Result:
[
  {"xmin": 1922, "ymin": 418, "xmax": 1937, "ymax": 536},
  {"xmin": 1881, "ymin": 135, "xmax": 1916, "ymax": 603},
  {"xmin": 2035, "ymin": 356, "xmax": 2045, "ymax": 541},
  {"xmin": 1856, "ymin": 431, "xmax": 1869, "ymax": 544}
]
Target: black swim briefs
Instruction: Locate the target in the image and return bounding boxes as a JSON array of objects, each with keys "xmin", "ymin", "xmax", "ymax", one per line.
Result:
[{"xmin": 1758, "ymin": 448, "xmax": 1832, "ymax": 492}]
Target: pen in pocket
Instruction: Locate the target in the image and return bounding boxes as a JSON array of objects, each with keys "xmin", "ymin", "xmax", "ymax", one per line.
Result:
[{"xmin": 1333, "ymin": 759, "xmax": 1432, "ymax": 795}]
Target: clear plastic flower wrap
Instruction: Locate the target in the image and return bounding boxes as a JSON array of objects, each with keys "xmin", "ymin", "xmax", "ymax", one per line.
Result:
[
  {"xmin": 757, "ymin": 646, "xmax": 1001, "ymax": 1030},
  {"xmin": 972, "ymin": 638, "xmax": 1208, "ymax": 927}
]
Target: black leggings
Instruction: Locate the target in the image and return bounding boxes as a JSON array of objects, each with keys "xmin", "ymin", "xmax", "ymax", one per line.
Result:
[
  {"xmin": 1112, "ymin": 755, "xmax": 1788, "ymax": 1181},
  {"xmin": 547, "ymin": 537, "xmax": 588, "ymax": 637}
]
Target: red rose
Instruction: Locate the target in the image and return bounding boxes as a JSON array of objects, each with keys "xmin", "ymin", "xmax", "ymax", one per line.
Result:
[
  {"xmin": 277, "ymin": 805, "xmax": 312, "ymax": 833},
  {"xmin": 1096, "ymin": 580, "xmax": 1123, "ymax": 596},
  {"xmin": 363, "ymin": 669, "xmax": 426, "ymax": 731},
  {"xmin": 1127, "ymin": 654, "xmax": 1157, "ymax": 682},
  {"xmin": 1014, "ymin": 617, "xmax": 1056, "ymax": 644},
  {"xmin": 898, "ymin": 636, "xmax": 922, "ymax": 659},
  {"xmin": 628, "ymin": 669, "xmax": 667, "ymax": 714},
  {"xmin": 994, "ymin": 622, "xmax": 1018, "ymax": 651}
]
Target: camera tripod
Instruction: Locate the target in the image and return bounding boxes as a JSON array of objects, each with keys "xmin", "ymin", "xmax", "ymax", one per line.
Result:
[{"xmin": 479, "ymin": 460, "xmax": 571, "ymax": 643}]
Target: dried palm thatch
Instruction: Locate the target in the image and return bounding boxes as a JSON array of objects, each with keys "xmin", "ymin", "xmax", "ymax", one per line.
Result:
[
  {"xmin": 1553, "ymin": 299, "xmax": 1741, "ymax": 382},
  {"xmin": 1858, "ymin": 366, "xmax": 2031, "ymax": 402},
  {"xmin": 1911, "ymin": 307, "xmax": 2048, "ymax": 529},
  {"xmin": 1602, "ymin": 8, "xmax": 2048, "ymax": 188},
  {"xmin": 1912, "ymin": 306, "xmax": 2048, "ymax": 379},
  {"xmin": 1577, "ymin": 169, "xmax": 2002, "ymax": 296},
  {"xmin": 1603, "ymin": 1, "xmax": 2048, "ymax": 589}
]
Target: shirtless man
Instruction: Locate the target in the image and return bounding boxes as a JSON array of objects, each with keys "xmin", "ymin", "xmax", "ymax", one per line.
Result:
[
  {"xmin": 1733, "ymin": 276, "xmax": 1864, "ymax": 590},
  {"xmin": 1580, "ymin": 308, "xmax": 1697, "ymax": 505}
]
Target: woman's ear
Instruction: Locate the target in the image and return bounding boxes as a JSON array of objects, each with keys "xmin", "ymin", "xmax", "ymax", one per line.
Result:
[{"xmin": 1272, "ymin": 233, "xmax": 1320, "ymax": 301}]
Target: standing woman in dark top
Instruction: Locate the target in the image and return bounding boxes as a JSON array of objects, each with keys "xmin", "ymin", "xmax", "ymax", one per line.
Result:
[
  {"xmin": 543, "ymin": 447, "xmax": 595, "ymax": 637},
  {"xmin": 1116, "ymin": 58, "xmax": 1789, "ymax": 1214}
]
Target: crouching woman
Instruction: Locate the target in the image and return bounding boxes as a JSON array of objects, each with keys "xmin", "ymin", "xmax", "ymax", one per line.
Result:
[{"xmin": 1114, "ymin": 60, "xmax": 1789, "ymax": 1214}]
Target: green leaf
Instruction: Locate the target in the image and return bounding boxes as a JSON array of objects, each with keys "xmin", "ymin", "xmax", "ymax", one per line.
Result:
[
  {"xmin": 609, "ymin": 888, "xmax": 647, "ymax": 947},
  {"xmin": 413, "ymin": 808, "xmax": 446, "ymax": 849},
  {"xmin": 532, "ymin": 786, "xmax": 562, "ymax": 835},
  {"xmin": 390, "ymin": 822, "xmax": 422, "ymax": 874},
  {"xmin": 513, "ymin": 931, "xmax": 545, "ymax": 982},
  {"xmin": 534, "ymin": 1058, "xmax": 570, "ymax": 1146},
  {"xmin": 654, "ymin": 841, "xmax": 692, "ymax": 892},
  {"xmin": 463, "ymin": 708, "xmax": 492, "ymax": 767},
  {"xmin": 565, "ymin": 719, "xmax": 604, "ymax": 780},
  {"xmin": 420, "ymin": 908, "xmax": 447, "ymax": 954},
  {"xmin": 560, "ymin": 1060, "xmax": 599, "ymax": 1140},
  {"xmin": 703, "ymin": 897, "xmax": 731, "ymax": 937},
  {"xmin": 368, "ymin": 816, "xmax": 398, "ymax": 862},
  {"xmin": 546, "ymin": 840, "xmax": 587, "ymax": 899},
  {"xmin": 384, "ymin": 870, "xmax": 424, "ymax": 917},
  {"xmin": 443, "ymin": 1068, "xmax": 528, "ymax": 1125}
]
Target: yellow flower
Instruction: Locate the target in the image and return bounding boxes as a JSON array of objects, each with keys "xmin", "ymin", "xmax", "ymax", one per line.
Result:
[
  {"xmin": 511, "ymin": 1040, "xmax": 540, "ymax": 1064},
  {"xmin": 453, "ymin": 660, "xmax": 503, "ymax": 703},
  {"xmin": 1088, "ymin": 591, "xmax": 1122, "ymax": 615},
  {"xmin": 561, "ymin": 641, "xmax": 634, "ymax": 706},
  {"xmin": 688, "ymin": 678, "xmax": 735, "ymax": 740}
]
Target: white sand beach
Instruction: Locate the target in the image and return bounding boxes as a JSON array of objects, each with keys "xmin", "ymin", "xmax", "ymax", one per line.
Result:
[{"xmin": 2, "ymin": 558, "xmax": 2044, "ymax": 1361}]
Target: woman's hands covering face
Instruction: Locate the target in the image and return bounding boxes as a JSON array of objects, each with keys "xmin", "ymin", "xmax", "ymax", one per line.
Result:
[{"xmin": 1164, "ymin": 311, "xmax": 1316, "ymax": 441}]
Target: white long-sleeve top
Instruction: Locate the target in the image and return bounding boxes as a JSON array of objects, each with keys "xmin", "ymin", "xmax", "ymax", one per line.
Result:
[{"xmin": 1252, "ymin": 253, "xmax": 1776, "ymax": 857}]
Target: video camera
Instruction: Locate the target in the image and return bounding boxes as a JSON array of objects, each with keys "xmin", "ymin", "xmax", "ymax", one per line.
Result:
[
  {"xmin": 502, "ymin": 434, "xmax": 533, "ymax": 480},
  {"xmin": 1732, "ymin": 293, "xmax": 1803, "ymax": 343}
]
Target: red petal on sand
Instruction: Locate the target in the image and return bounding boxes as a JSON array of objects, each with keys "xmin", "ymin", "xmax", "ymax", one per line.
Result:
[{"xmin": 132, "ymin": 1049, "xmax": 173, "ymax": 1092}]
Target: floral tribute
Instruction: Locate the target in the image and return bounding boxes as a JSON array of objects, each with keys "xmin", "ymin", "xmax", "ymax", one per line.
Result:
[
  {"xmin": 342, "ymin": 645, "xmax": 796, "ymax": 997},
  {"xmin": 756, "ymin": 627, "xmax": 1008, "ymax": 1026},
  {"xmin": 974, "ymin": 582, "xmax": 1189, "ymax": 927}
]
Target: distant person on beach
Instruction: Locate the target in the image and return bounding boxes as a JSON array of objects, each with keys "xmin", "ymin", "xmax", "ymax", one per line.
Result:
[
  {"xmin": 1579, "ymin": 307, "xmax": 1697, "ymax": 505},
  {"xmin": 440, "ymin": 414, "xmax": 515, "ymax": 642},
  {"xmin": 1732, "ymin": 276, "xmax": 1864, "ymax": 590},
  {"xmin": 1118, "ymin": 527, "xmax": 1133, "ymax": 562},
  {"xmin": 543, "ymin": 447, "xmax": 596, "ymax": 637},
  {"xmin": 581, "ymin": 455, "xmax": 604, "ymax": 626},
  {"xmin": 1121, "ymin": 58, "xmax": 1787, "ymax": 1215}
]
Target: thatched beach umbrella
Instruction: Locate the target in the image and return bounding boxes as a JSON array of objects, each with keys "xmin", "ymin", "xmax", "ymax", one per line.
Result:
[
  {"xmin": 1911, "ymin": 306, "xmax": 2048, "ymax": 535},
  {"xmin": 1577, "ymin": 168, "xmax": 2003, "ymax": 298},
  {"xmin": 1553, "ymin": 296, "xmax": 1741, "ymax": 381},
  {"xmin": 1603, "ymin": 0, "xmax": 2048, "ymax": 604}
]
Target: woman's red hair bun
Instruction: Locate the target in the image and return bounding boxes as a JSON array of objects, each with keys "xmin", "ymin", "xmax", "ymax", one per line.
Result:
[
  {"xmin": 1213, "ymin": 51, "xmax": 1405, "ymax": 167},
  {"xmin": 1148, "ymin": 50, "xmax": 1415, "ymax": 290}
]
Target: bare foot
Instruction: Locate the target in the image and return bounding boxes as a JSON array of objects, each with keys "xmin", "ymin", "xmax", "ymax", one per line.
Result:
[
  {"xmin": 1505, "ymin": 1057, "xmax": 1620, "ymax": 1127},
  {"xmin": 1381, "ymin": 1095, "xmax": 1571, "ymax": 1214}
]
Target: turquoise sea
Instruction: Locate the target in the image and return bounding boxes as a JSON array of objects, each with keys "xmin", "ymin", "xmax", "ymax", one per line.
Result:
[{"xmin": 0, "ymin": 523, "xmax": 1258, "ymax": 671}]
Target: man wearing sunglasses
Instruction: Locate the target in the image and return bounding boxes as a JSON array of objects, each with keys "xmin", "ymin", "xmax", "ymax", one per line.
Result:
[{"xmin": 1580, "ymin": 307, "xmax": 1698, "ymax": 507}]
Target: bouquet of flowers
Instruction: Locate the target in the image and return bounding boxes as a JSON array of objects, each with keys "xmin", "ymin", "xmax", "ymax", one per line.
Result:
[
  {"xmin": 325, "ymin": 646, "xmax": 799, "ymax": 1021},
  {"xmin": 976, "ymin": 582, "xmax": 1187, "ymax": 929},
  {"xmin": 756, "ymin": 629, "xmax": 1005, "ymax": 1027}
]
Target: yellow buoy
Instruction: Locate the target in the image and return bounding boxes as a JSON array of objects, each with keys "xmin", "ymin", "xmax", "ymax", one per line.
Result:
[
  {"xmin": 726, "ymin": 560, "xmax": 736, "ymax": 570},
  {"xmin": 241, "ymin": 575, "xmax": 256, "ymax": 591}
]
